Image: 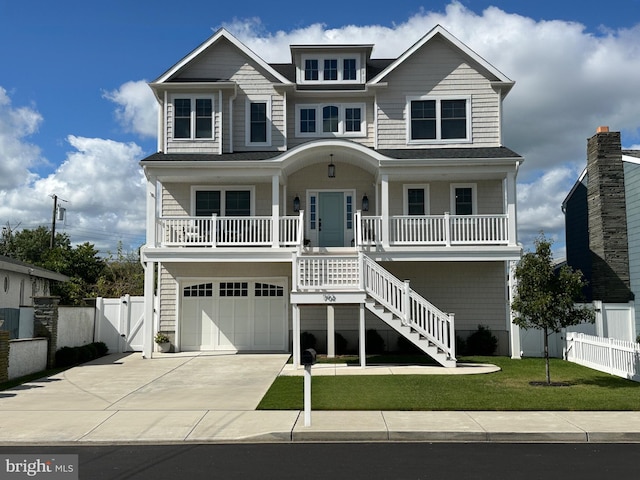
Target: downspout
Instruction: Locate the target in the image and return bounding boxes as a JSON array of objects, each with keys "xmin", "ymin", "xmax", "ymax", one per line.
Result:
[{"xmin": 228, "ymin": 84, "xmax": 237, "ymax": 153}]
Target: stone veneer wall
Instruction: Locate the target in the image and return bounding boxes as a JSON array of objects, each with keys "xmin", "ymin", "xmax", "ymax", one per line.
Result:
[
  {"xmin": 587, "ymin": 129, "xmax": 633, "ymax": 302},
  {"xmin": 0, "ymin": 330, "xmax": 8, "ymax": 382},
  {"xmin": 33, "ymin": 297, "xmax": 60, "ymax": 369}
]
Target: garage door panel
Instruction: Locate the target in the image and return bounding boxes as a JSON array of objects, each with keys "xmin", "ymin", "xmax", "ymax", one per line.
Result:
[{"xmin": 181, "ymin": 279, "xmax": 286, "ymax": 352}]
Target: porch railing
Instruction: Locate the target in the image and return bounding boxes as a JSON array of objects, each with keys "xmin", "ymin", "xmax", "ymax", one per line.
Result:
[
  {"xmin": 294, "ymin": 252, "xmax": 455, "ymax": 359},
  {"xmin": 158, "ymin": 212, "xmax": 303, "ymax": 247},
  {"xmin": 356, "ymin": 213, "xmax": 510, "ymax": 246}
]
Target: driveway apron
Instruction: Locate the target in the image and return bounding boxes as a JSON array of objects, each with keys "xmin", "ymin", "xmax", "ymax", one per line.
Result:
[{"xmin": 0, "ymin": 352, "xmax": 290, "ymax": 412}]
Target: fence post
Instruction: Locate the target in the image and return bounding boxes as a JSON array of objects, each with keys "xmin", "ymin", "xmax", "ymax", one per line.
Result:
[
  {"xmin": 608, "ymin": 337, "xmax": 615, "ymax": 375},
  {"xmin": 448, "ymin": 313, "xmax": 456, "ymax": 359},
  {"xmin": 444, "ymin": 212, "xmax": 451, "ymax": 246}
]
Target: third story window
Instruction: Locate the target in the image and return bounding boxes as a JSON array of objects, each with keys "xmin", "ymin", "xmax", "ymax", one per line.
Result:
[{"xmin": 250, "ymin": 102, "xmax": 267, "ymax": 143}]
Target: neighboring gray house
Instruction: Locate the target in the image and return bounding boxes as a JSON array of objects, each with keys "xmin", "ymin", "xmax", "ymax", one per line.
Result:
[
  {"xmin": 562, "ymin": 126, "xmax": 640, "ymax": 339},
  {"xmin": 139, "ymin": 25, "xmax": 524, "ymax": 365},
  {"xmin": 0, "ymin": 255, "xmax": 69, "ymax": 338}
]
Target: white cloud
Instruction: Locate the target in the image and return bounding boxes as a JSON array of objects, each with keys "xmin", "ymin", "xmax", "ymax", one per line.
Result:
[
  {"xmin": 103, "ymin": 80, "xmax": 158, "ymax": 139},
  {"xmin": 221, "ymin": 3, "xmax": 640, "ymax": 251},
  {"xmin": 0, "ymin": 135, "xmax": 146, "ymax": 252},
  {"xmin": 0, "ymin": 86, "xmax": 44, "ymax": 189}
]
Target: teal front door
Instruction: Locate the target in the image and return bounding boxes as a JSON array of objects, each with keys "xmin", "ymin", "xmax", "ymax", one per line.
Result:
[{"xmin": 318, "ymin": 192, "xmax": 344, "ymax": 246}]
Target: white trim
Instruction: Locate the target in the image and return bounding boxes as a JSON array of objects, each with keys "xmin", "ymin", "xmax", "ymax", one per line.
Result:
[
  {"xmin": 369, "ymin": 24, "xmax": 514, "ymax": 92},
  {"xmin": 169, "ymin": 93, "xmax": 215, "ymax": 141},
  {"xmin": 190, "ymin": 185, "xmax": 256, "ymax": 216},
  {"xmin": 450, "ymin": 183, "xmax": 478, "ymax": 215},
  {"xmin": 295, "ymin": 103, "xmax": 366, "ymax": 138},
  {"xmin": 155, "ymin": 28, "xmax": 292, "ymax": 85},
  {"xmin": 298, "ymin": 54, "xmax": 362, "ymax": 84},
  {"xmin": 245, "ymin": 96, "xmax": 272, "ymax": 147},
  {"xmin": 177, "ymin": 276, "xmax": 289, "ymax": 352},
  {"xmin": 403, "ymin": 184, "xmax": 430, "ymax": 215},
  {"xmin": 406, "ymin": 95, "xmax": 471, "ymax": 144}
]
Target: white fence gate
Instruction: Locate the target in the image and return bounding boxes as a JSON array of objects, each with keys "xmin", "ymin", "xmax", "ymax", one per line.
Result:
[
  {"xmin": 95, "ymin": 295, "xmax": 147, "ymax": 353},
  {"xmin": 566, "ymin": 332, "xmax": 640, "ymax": 382}
]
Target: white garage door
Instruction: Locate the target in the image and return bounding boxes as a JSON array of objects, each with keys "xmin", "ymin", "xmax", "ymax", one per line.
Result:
[{"xmin": 181, "ymin": 279, "xmax": 287, "ymax": 352}]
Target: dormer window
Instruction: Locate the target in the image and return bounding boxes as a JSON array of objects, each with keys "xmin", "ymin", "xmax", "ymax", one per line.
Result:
[
  {"xmin": 304, "ymin": 59, "xmax": 318, "ymax": 81},
  {"xmin": 299, "ymin": 55, "xmax": 361, "ymax": 84}
]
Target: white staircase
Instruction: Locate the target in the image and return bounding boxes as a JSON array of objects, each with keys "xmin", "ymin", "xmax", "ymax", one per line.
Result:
[
  {"xmin": 294, "ymin": 252, "xmax": 457, "ymax": 367},
  {"xmin": 362, "ymin": 256, "xmax": 456, "ymax": 367}
]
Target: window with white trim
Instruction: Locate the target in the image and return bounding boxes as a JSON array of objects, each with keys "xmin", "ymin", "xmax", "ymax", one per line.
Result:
[
  {"xmin": 403, "ymin": 185, "xmax": 430, "ymax": 215},
  {"xmin": 296, "ymin": 104, "xmax": 365, "ymax": 137},
  {"xmin": 299, "ymin": 55, "xmax": 360, "ymax": 83},
  {"xmin": 173, "ymin": 96, "xmax": 214, "ymax": 139},
  {"xmin": 245, "ymin": 98, "xmax": 271, "ymax": 146},
  {"xmin": 407, "ymin": 96, "xmax": 470, "ymax": 143},
  {"xmin": 450, "ymin": 184, "xmax": 477, "ymax": 215},
  {"xmin": 192, "ymin": 186, "xmax": 254, "ymax": 216}
]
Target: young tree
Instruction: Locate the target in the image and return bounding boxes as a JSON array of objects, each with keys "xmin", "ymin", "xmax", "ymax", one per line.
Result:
[{"xmin": 511, "ymin": 234, "xmax": 594, "ymax": 384}]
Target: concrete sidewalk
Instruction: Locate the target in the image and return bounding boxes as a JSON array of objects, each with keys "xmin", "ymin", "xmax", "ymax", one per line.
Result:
[{"xmin": 1, "ymin": 353, "xmax": 639, "ymax": 445}]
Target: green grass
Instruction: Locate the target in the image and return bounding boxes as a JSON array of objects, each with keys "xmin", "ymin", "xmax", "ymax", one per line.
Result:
[{"xmin": 258, "ymin": 356, "xmax": 640, "ymax": 411}]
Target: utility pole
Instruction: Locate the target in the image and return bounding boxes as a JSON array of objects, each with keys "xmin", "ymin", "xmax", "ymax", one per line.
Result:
[{"xmin": 50, "ymin": 194, "xmax": 58, "ymax": 249}]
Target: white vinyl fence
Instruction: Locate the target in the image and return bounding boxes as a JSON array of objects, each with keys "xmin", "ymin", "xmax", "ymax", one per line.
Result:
[{"xmin": 565, "ymin": 332, "xmax": 640, "ymax": 382}]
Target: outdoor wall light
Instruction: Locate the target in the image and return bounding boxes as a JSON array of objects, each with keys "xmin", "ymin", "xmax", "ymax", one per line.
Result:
[
  {"xmin": 293, "ymin": 195, "xmax": 300, "ymax": 212},
  {"xmin": 328, "ymin": 153, "xmax": 336, "ymax": 178},
  {"xmin": 362, "ymin": 194, "xmax": 369, "ymax": 212}
]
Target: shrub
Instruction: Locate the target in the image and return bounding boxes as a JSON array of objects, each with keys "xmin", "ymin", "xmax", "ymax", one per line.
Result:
[
  {"xmin": 366, "ymin": 329, "xmax": 385, "ymax": 354},
  {"xmin": 396, "ymin": 335, "xmax": 422, "ymax": 354},
  {"xmin": 301, "ymin": 332, "xmax": 317, "ymax": 350},
  {"xmin": 55, "ymin": 341, "xmax": 109, "ymax": 367},
  {"xmin": 456, "ymin": 335, "xmax": 467, "ymax": 356},
  {"xmin": 465, "ymin": 325, "xmax": 498, "ymax": 355},
  {"xmin": 55, "ymin": 347, "xmax": 79, "ymax": 367},
  {"xmin": 335, "ymin": 333, "xmax": 348, "ymax": 355}
]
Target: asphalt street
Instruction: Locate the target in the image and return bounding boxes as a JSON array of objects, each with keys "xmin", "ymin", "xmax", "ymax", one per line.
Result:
[{"xmin": 2, "ymin": 443, "xmax": 637, "ymax": 480}]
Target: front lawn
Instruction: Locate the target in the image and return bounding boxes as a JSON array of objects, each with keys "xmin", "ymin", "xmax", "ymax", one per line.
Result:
[{"xmin": 258, "ymin": 356, "xmax": 640, "ymax": 411}]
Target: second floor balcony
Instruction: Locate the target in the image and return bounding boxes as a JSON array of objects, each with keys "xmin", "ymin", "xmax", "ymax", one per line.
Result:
[{"xmin": 153, "ymin": 211, "xmax": 514, "ymax": 250}]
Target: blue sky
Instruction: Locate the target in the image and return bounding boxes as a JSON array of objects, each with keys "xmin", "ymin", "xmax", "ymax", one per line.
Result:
[{"xmin": 1, "ymin": 0, "xmax": 640, "ymax": 256}]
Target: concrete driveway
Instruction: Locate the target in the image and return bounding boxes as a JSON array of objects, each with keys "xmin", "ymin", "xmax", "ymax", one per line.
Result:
[{"xmin": 0, "ymin": 352, "xmax": 291, "ymax": 411}]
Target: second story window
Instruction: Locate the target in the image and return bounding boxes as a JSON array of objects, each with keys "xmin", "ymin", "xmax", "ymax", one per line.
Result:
[
  {"xmin": 407, "ymin": 96, "xmax": 470, "ymax": 144},
  {"xmin": 345, "ymin": 107, "xmax": 361, "ymax": 133},
  {"xmin": 193, "ymin": 187, "xmax": 253, "ymax": 217},
  {"xmin": 173, "ymin": 97, "xmax": 213, "ymax": 140}
]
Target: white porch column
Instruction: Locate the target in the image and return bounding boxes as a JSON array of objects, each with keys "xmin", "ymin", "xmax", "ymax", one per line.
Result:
[
  {"xmin": 359, "ymin": 302, "xmax": 366, "ymax": 368},
  {"xmin": 381, "ymin": 174, "xmax": 390, "ymax": 247},
  {"xmin": 327, "ymin": 305, "xmax": 335, "ymax": 358},
  {"xmin": 508, "ymin": 260, "xmax": 521, "ymax": 359},
  {"xmin": 272, "ymin": 174, "xmax": 280, "ymax": 248},
  {"xmin": 292, "ymin": 304, "xmax": 301, "ymax": 367},
  {"xmin": 506, "ymin": 171, "xmax": 517, "ymax": 246},
  {"xmin": 142, "ymin": 260, "xmax": 155, "ymax": 359},
  {"xmin": 146, "ymin": 175, "xmax": 157, "ymax": 247}
]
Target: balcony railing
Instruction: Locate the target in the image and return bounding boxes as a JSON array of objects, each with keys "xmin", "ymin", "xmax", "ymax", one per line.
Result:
[
  {"xmin": 356, "ymin": 213, "xmax": 510, "ymax": 247},
  {"xmin": 155, "ymin": 211, "xmax": 509, "ymax": 249},
  {"xmin": 157, "ymin": 213, "xmax": 303, "ymax": 247}
]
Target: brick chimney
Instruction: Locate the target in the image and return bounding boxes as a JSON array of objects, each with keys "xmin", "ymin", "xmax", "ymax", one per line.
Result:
[{"xmin": 586, "ymin": 127, "xmax": 632, "ymax": 302}]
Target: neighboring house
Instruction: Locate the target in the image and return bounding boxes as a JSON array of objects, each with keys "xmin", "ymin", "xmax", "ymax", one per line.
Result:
[
  {"xmin": 139, "ymin": 25, "xmax": 524, "ymax": 366},
  {"xmin": 0, "ymin": 255, "xmax": 69, "ymax": 338},
  {"xmin": 563, "ymin": 126, "xmax": 640, "ymax": 341}
]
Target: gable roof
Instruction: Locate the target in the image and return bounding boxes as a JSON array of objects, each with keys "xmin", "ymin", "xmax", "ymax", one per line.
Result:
[
  {"xmin": 368, "ymin": 24, "xmax": 514, "ymax": 94},
  {"xmin": 153, "ymin": 28, "xmax": 292, "ymax": 85}
]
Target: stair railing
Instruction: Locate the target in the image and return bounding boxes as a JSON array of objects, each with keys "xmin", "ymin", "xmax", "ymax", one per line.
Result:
[{"xmin": 362, "ymin": 254, "xmax": 455, "ymax": 359}]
